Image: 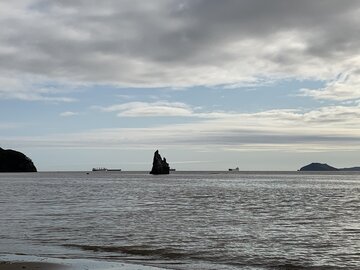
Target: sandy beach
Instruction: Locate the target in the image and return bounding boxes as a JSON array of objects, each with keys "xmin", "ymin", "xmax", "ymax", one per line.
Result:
[
  {"xmin": 0, "ymin": 261, "xmax": 67, "ymax": 270},
  {"xmin": 0, "ymin": 255, "xmax": 167, "ymax": 270}
]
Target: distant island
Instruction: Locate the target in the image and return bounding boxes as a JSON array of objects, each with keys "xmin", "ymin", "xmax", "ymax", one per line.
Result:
[
  {"xmin": 299, "ymin": 162, "xmax": 360, "ymax": 171},
  {"xmin": 0, "ymin": 147, "xmax": 37, "ymax": 172}
]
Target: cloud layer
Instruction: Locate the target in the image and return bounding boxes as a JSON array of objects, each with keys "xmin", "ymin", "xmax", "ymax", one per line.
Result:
[
  {"xmin": 4, "ymin": 102, "xmax": 360, "ymax": 152},
  {"xmin": 1, "ymin": 0, "xmax": 360, "ymax": 97}
]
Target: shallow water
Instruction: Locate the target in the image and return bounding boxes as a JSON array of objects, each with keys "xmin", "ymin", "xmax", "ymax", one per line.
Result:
[{"xmin": 0, "ymin": 172, "xmax": 359, "ymax": 269}]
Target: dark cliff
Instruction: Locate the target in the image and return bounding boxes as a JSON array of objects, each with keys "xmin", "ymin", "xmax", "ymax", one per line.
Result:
[
  {"xmin": 0, "ymin": 147, "xmax": 37, "ymax": 172},
  {"xmin": 150, "ymin": 150, "xmax": 170, "ymax": 175}
]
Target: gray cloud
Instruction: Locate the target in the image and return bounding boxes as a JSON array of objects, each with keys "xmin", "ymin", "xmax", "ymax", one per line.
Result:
[{"xmin": 1, "ymin": 0, "xmax": 360, "ymax": 91}]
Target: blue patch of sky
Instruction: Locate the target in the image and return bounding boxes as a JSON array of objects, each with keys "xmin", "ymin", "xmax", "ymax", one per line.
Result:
[
  {"xmin": 0, "ymin": 78, "xmax": 330, "ymax": 137},
  {"xmin": 168, "ymin": 79, "xmax": 328, "ymax": 113},
  {"xmin": 83, "ymin": 78, "xmax": 328, "ymax": 113},
  {"xmin": 70, "ymin": 78, "xmax": 329, "ymax": 130}
]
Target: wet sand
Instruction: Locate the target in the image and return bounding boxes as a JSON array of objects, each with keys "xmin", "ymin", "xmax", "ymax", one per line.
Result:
[
  {"xmin": 0, "ymin": 255, "xmax": 167, "ymax": 270},
  {"xmin": 0, "ymin": 261, "xmax": 67, "ymax": 270}
]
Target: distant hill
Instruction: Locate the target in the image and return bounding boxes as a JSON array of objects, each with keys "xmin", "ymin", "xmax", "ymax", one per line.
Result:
[
  {"xmin": 299, "ymin": 162, "xmax": 360, "ymax": 171},
  {"xmin": 299, "ymin": 163, "xmax": 338, "ymax": 171},
  {"xmin": 0, "ymin": 147, "xmax": 37, "ymax": 172}
]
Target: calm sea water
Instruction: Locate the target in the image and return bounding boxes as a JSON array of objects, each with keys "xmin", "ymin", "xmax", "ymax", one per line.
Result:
[{"xmin": 0, "ymin": 172, "xmax": 359, "ymax": 269}]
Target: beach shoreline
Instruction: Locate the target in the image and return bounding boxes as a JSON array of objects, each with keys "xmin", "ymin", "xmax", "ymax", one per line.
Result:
[
  {"xmin": 0, "ymin": 254, "xmax": 168, "ymax": 270},
  {"xmin": 0, "ymin": 261, "xmax": 67, "ymax": 270}
]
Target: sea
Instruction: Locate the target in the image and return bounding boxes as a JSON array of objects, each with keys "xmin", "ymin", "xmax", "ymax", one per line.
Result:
[{"xmin": 0, "ymin": 171, "xmax": 359, "ymax": 270}]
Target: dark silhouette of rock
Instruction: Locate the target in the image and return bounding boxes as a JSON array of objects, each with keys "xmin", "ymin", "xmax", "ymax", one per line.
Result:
[
  {"xmin": 299, "ymin": 162, "xmax": 338, "ymax": 171},
  {"xmin": 299, "ymin": 162, "xmax": 360, "ymax": 171},
  {"xmin": 150, "ymin": 150, "xmax": 170, "ymax": 175},
  {"xmin": 0, "ymin": 147, "xmax": 37, "ymax": 172}
]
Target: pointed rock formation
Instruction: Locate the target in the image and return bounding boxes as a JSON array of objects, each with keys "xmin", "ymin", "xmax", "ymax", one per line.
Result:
[
  {"xmin": 150, "ymin": 150, "xmax": 170, "ymax": 175},
  {"xmin": 0, "ymin": 147, "xmax": 37, "ymax": 172}
]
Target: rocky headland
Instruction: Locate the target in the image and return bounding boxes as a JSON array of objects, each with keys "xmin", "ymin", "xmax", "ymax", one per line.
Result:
[
  {"xmin": 150, "ymin": 150, "xmax": 170, "ymax": 175},
  {"xmin": 0, "ymin": 147, "xmax": 37, "ymax": 172}
]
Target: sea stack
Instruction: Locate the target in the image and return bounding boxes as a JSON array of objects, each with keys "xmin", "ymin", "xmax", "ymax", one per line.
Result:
[
  {"xmin": 0, "ymin": 147, "xmax": 37, "ymax": 172},
  {"xmin": 150, "ymin": 150, "xmax": 170, "ymax": 175}
]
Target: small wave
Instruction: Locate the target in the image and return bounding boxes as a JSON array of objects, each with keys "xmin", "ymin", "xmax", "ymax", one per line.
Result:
[
  {"xmin": 343, "ymin": 227, "xmax": 360, "ymax": 233},
  {"xmin": 226, "ymin": 261, "xmax": 345, "ymax": 270},
  {"xmin": 272, "ymin": 263, "xmax": 344, "ymax": 270},
  {"xmin": 64, "ymin": 244, "xmax": 189, "ymax": 260}
]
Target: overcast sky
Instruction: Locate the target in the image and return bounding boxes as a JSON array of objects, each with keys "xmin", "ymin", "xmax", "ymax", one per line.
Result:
[{"xmin": 1, "ymin": 0, "xmax": 360, "ymax": 171}]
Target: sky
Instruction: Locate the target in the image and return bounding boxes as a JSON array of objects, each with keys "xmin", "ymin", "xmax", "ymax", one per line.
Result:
[{"xmin": 1, "ymin": 0, "xmax": 360, "ymax": 171}]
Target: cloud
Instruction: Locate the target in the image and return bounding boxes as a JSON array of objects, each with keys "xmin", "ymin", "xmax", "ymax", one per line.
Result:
[
  {"xmin": 1, "ymin": 0, "xmax": 360, "ymax": 93},
  {"xmin": 116, "ymin": 94, "xmax": 136, "ymax": 100},
  {"xmin": 4, "ymin": 103, "xmax": 360, "ymax": 151},
  {"xmin": 60, "ymin": 111, "xmax": 78, "ymax": 117},
  {"xmin": 300, "ymin": 70, "xmax": 360, "ymax": 101},
  {"xmin": 99, "ymin": 101, "xmax": 194, "ymax": 117},
  {"xmin": 98, "ymin": 100, "xmax": 360, "ymax": 127},
  {"xmin": 0, "ymin": 73, "xmax": 76, "ymax": 102}
]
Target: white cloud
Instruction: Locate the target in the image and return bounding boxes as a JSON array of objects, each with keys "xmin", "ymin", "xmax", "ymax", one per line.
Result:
[
  {"xmin": 99, "ymin": 101, "xmax": 194, "ymax": 117},
  {"xmin": 116, "ymin": 94, "xmax": 136, "ymax": 100},
  {"xmin": 300, "ymin": 70, "xmax": 360, "ymax": 101},
  {"xmin": 98, "ymin": 101, "xmax": 360, "ymax": 128},
  {"xmin": 0, "ymin": 74, "xmax": 76, "ymax": 102},
  {"xmin": 60, "ymin": 111, "xmax": 78, "ymax": 117}
]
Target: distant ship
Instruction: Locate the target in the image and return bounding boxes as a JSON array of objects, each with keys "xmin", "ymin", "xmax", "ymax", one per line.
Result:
[
  {"xmin": 92, "ymin": 168, "xmax": 108, "ymax": 171},
  {"xmin": 170, "ymin": 168, "xmax": 176, "ymax": 172},
  {"xmin": 228, "ymin": 167, "xmax": 239, "ymax": 171},
  {"xmin": 92, "ymin": 168, "xmax": 121, "ymax": 172}
]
